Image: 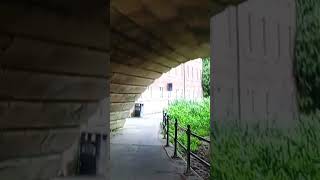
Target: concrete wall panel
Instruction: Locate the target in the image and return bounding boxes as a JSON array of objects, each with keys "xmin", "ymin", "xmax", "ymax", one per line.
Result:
[
  {"xmin": 211, "ymin": 0, "xmax": 298, "ymax": 129},
  {"xmin": 211, "ymin": 7, "xmax": 239, "ymax": 126}
]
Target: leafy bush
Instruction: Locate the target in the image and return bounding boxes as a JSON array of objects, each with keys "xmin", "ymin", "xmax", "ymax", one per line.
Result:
[
  {"xmin": 202, "ymin": 58, "xmax": 211, "ymax": 98},
  {"xmin": 166, "ymin": 98, "xmax": 210, "ymax": 152},
  {"xmin": 295, "ymin": 0, "xmax": 320, "ymax": 113},
  {"xmin": 210, "ymin": 113, "xmax": 320, "ymax": 180}
]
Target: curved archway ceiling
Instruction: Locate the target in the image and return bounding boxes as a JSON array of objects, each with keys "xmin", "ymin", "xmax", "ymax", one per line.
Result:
[{"xmin": 110, "ymin": 0, "xmax": 244, "ymax": 129}]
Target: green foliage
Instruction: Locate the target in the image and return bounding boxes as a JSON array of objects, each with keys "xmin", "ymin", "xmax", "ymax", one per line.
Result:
[
  {"xmin": 295, "ymin": 0, "xmax": 320, "ymax": 112},
  {"xmin": 166, "ymin": 98, "xmax": 210, "ymax": 152},
  {"xmin": 210, "ymin": 113, "xmax": 320, "ymax": 180},
  {"xmin": 202, "ymin": 57, "xmax": 211, "ymax": 97}
]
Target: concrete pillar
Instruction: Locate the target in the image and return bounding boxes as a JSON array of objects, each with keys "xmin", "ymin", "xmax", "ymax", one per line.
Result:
[
  {"xmin": 0, "ymin": 1, "xmax": 110, "ymax": 179},
  {"xmin": 211, "ymin": 0, "xmax": 298, "ymax": 129}
]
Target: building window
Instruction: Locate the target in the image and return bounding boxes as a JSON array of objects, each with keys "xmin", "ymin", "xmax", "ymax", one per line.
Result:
[
  {"xmin": 196, "ymin": 69, "xmax": 199, "ymax": 80},
  {"xmin": 160, "ymin": 87, "xmax": 164, "ymax": 98},
  {"xmin": 186, "ymin": 66, "xmax": 189, "ymax": 79},
  {"xmin": 194, "ymin": 69, "xmax": 199, "ymax": 80},
  {"xmin": 192, "ymin": 67, "xmax": 194, "ymax": 80},
  {"xmin": 167, "ymin": 83, "xmax": 173, "ymax": 91}
]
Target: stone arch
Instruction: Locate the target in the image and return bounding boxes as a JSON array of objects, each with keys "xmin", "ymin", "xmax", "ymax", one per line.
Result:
[
  {"xmin": 2, "ymin": 0, "xmax": 292, "ymax": 179},
  {"xmin": 109, "ymin": 0, "xmax": 212, "ymax": 129}
]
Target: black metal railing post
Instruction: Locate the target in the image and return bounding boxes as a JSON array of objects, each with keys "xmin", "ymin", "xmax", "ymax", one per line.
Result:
[
  {"xmin": 186, "ymin": 125, "xmax": 191, "ymax": 174},
  {"xmin": 166, "ymin": 114, "xmax": 170, "ymax": 147},
  {"xmin": 162, "ymin": 111, "xmax": 166, "ymax": 139},
  {"xmin": 163, "ymin": 115, "xmax": 211, "ymax": 174},
  {"xmin": 172, "ymin": 118, "xmax": 178, "ymax": 158}
]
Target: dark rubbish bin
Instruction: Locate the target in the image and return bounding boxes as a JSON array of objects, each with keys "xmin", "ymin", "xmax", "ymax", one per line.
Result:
[{"xmin": 134, "ymin": 103, "xmax": 144, "ymax": 117}]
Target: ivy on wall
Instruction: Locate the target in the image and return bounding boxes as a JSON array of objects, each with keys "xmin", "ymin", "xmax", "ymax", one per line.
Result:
[{"xmin": 295, "ymin": 0, "xmax": 320, "ymax": 113}]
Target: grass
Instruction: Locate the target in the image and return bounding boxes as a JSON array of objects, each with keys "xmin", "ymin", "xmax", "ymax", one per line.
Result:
[
  {"xmin": 165, "ymin": 98, "xmax": 320, "ymax": 179},
  {"xmin": 210, "ymin": 112, "xmax": 320, "ymax": 180},
  {"xmin": 166, "ymin": 98, "xmax": 210, "ymax": 152}
]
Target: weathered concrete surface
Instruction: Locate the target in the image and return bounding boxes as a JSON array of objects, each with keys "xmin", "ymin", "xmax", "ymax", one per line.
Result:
[
  {"xmin": 53, "ymin": 177, "xmax": 105, "ymax": 180},
  {"xmin": 211, "ymin": 0, "xmax": 298, "ymax": 129},
  {"xmin": 110, "ymin": 115, "xmax": 198, "ymax": 180},
  {"xmin": 0, "ymin": 0, "xmax": 109, "ymax": 179},
  {"xmin": 81, "ymin": 98, "xmax": 110, "ymax": 178}
]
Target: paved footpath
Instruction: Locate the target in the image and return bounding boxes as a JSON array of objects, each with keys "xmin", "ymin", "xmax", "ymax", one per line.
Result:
[{"xmin": 110, "ymin": 114, "xmax": 198, "ymax": 180}]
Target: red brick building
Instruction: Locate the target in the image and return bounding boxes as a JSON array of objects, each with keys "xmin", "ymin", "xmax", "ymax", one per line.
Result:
[{"xmin": 134, "ymin": 58, "xmax": 203, "ymax": 115}]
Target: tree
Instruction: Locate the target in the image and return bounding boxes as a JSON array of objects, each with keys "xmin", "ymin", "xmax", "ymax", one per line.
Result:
[{"xmin": 202, "ymin": 57, "xmax": 210, "ymax": 97}]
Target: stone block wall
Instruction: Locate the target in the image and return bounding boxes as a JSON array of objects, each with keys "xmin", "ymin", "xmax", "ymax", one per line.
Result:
[{"xmin": 0, "ymin": 0, "xmax": 109, "ymax": 179}]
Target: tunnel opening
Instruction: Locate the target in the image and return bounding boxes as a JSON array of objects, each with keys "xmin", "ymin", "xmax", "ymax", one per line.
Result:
[{"xmin": 110, "ymin": 58, "xmax": 211, "ymax": 179}]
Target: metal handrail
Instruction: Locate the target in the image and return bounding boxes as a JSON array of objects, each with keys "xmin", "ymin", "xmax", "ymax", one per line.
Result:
[
  {"xmin": 177, "ymin": 125, "xmax": 187, "ymax": 132},
  {"xmin": 190, "ymin": 131, "xmax": 210, "ymax": 143},
  {"xmin": 190, "ymin": 151, "xmax": 210, "ymax": 167},
  {"xmin": 162, "ymin": 111, "xmax": 211, "ymax": 174},
  {"xmin": 176, "ymin": 139, "xmax": 187, "ymax": 151},
  {"xmin": 169, "ymin": 133, "xmax": 175, "ymax": 139}
]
